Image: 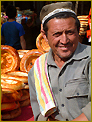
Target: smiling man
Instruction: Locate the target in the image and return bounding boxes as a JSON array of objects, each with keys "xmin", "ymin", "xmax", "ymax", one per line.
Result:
[{"xmin": 28, "ymin": 2, "xmax": 91, "ymax": 121}]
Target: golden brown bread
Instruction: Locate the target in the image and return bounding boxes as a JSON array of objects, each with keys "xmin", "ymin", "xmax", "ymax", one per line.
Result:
[
  {"xmin": 19, "ymin": 98, "xmax": 30, "ymax": 107},
  {"xmin": 23, "ymin": 84, "xmax": 29, "ymax": 89},
  {"xmin": 1, "ymin": 101, "xmax": 20, "ymax": 111},
  {"xmin": 1, "ymin": 45, "xmax": 20, "ymax": 74},
  {"xmin": 36, "ymin": 33, "xmax": 50, "ymax": 53},
  {"xmin": 18, "ymin": 89, "xmax": 30, "ymax": 107},
  {"xmin": 6, "ymin": 71, "xmax": 28, "ymax": 83},
  {"xmin": 77, "ymin": 15, "xmax": 88, "ymax": 19},
  {"xmin": 1, "ymin": 78, "xmax": 25, "ymax": 90},
  {"xmin": 2, "ymin": 88, "xmax": 21, "ymax": 103},
  {"xmin": 20, "ymin": 49, "xmax": 44, "ymax": 72},
  {"xmin": 1, "ymin": 107, "xmax": 21, "ymax": 120},
  {"xmin": 17, "ymin": 49, "xmax": 29, "ymax": 59},
  {"xmin": 1, "ymin": 102, "xmax": 16, "ymax": 111},
  {"xmin": 1, "ymin": 87, "xmax": 2, "ymax": 103},
  {"xmin": 19, "ymin": 89, "xmax": 30, "ymax": 101}
]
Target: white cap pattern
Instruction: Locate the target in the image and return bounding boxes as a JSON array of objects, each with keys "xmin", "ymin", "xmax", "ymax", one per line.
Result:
[{"xmin": 42, "ymin": 8, "xmax": 76, "ymax": 25}]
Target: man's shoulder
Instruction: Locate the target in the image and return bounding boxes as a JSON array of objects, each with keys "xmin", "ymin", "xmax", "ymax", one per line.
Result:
[
  {"xmin": 84, "ymin": 44, "xmax": 91, "ymax": 56},
  {"xmin": 2, "ymin": 21, "xmax": 8, "ymax": 27},
  {"xmin": 80, "ymin": 43, "xmax": 91, "ymax": 56},
  {"xmin": 14, "ymin": 21, "xmax": 24, "ymax": 32},
  {"xmin": 14, "ymin": 21, "xmax": 23, "ymax": 27}
]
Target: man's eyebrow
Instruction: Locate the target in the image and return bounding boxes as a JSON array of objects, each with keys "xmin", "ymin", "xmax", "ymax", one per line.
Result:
[
  {"xmin": 53, "ymin": 29, "xmax": 75, "ymax": 35},
  {"xmin": 52, "ymin": 32, "xmax": 63, "ymax": 36},
  {"xmin": 65, "ymin": 29, "xmax": 76, "ymax": 33},
  {"xmin": 66, "ymin": 28, "xmax": 75, "ymax": 31}
]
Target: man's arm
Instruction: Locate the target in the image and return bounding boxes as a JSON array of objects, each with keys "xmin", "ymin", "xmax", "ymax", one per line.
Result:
[
  {"xmin": 1, "ymin": 35, "xmax": 5, "ymax": 45},
  {"xmin": 20, "ymin": 35, "xmax": 26, "ymax": 50},
  {"xmin": 72, "ymin": 57, "xmax": 91, "ymax": 121}
]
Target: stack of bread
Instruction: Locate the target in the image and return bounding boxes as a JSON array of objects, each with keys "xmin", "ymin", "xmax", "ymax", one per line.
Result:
[
  {"xmin": 1, "ymin": 71, "xmax": 30, "ymax": 107},
  {"xmin": 77, "ymin": 15, "xmax": 88, "ymax": 36},
  {"xmin": 1, "ymin": 44, "xmax": 45, "ymax": 120},
  {"xmin": 1, "ymin": 45, "xmax": 28, "ymax": 120},
  {"xmin": 1, "ymin": 79, "xmax": 25, "ymax": 120}
]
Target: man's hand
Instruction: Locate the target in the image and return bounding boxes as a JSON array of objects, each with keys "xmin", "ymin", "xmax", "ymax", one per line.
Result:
[
  {"xmin": 1, "ymin": 35, "xmax": 5, "ymax": 45},
  {"xmin": 72, "ymin": 113, "xmax": 88, "ymax": 121},
  {"xmin": 47, "ymin": 113, "xmax": 88, "ymax": 121},
  {"xmin": 47, "ymin": 116, "xmax": 59, "ymax": 121}
]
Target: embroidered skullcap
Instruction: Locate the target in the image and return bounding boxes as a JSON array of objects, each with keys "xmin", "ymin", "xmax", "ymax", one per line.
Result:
[{"xmin": 40, "ymin": 2, "xmax": 76, "ymax": 25}]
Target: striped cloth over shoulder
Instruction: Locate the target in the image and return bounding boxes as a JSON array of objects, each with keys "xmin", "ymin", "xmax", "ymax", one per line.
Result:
[{"xmin": 34, "ymin": 53, "xmax": 57, "ymax": 117}]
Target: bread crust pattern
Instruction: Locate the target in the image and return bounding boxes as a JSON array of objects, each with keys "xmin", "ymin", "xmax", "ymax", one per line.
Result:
[
  {"xmin": 36, "ymin": 33, "xmax": 50, "ymax": 53},
  {"xmin": 20, "ymin": 49, "xmax": 44, "ymax": 72},
  {"xmin": 1, "ymin": 45, "xmax": 20, "ymax": 74}
]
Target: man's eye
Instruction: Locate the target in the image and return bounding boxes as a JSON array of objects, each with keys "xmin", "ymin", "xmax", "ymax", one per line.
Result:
[
  {"xmin": 66, "ymin": 31, "xmax": 74, "ymax": 35},
  {"xmin": 53, "ymin": 32, "xmax": 62, "ymax": 37}
]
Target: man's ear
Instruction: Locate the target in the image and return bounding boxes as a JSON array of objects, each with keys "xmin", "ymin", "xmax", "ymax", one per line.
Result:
[
  {"xmin": 40, "ymin": 24, "xmax": 48, "ymax": 42},
  {"xmin": 41, "ymin": 23, "xmax": 43, "ymax": 32}
]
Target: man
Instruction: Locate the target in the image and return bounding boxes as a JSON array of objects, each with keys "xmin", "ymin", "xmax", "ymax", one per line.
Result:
[
  {"xmin": 28, "ymin": 2, "xmax": 91, "ymax": 121},
  {"xmin": 1, "ymin": 5, "xmax": 26, "ymax": 50}
]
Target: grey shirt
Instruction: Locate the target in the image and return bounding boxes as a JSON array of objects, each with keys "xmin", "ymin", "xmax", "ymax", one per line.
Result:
[{"xmin": 28, "ymin": 42, "xmax": 91, "ymax": 121}]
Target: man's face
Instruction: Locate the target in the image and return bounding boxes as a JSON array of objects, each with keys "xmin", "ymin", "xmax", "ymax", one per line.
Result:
[{"xmin": 43, "ymin": 17, "xmax": 79, "ymax": 60}]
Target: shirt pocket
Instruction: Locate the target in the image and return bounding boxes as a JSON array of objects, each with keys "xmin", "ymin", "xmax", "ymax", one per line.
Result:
[
  {"xmin": 65, "ymin": 78, "xmax": 89, "ymax": 109},
  {"xmin": 65, "ymin": 78, "xmax": 89, "ymax": 98}
]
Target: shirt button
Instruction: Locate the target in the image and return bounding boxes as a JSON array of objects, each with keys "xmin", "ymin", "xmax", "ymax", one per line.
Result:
[
  {"xmin": 61, "ymin": 104, "xmax": 64, "ymax": 107},
  {"xmin": 77, "ymin": 92, "xmax": 79, "ymax": 95},
  {"xmin": 59, "ymin": 89, "xmax": 62, "ymax": 92}
]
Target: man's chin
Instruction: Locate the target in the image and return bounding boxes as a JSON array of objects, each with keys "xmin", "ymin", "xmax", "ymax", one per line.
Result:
[{"xmin": 58, "ymin": 53, "xmax": 73, "ymax": 60}]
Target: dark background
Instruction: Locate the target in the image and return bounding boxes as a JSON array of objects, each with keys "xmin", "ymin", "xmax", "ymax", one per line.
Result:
[
  {"xmin": 1, "ymin": 1, "xmax": 91, "ymax": 49},
  {"xmin": 1, "ymin": 1, "xmax": 91, "ymax": 15}
]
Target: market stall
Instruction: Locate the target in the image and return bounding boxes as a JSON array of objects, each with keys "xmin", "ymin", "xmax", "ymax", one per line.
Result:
[{"xmin": 1, "ymin": 36, "xmax": 49, "ymax": 121}]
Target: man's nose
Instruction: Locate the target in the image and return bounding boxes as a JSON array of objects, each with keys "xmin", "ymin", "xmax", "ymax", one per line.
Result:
[{"xmin": 60, "ymin": 33, "xmax": 68, "ymax": 44}]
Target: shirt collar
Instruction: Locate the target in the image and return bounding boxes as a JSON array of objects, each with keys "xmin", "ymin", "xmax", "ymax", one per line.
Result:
[{"xmin": 72, "ymin": 42, "xmax": 90, "ymax": 60}]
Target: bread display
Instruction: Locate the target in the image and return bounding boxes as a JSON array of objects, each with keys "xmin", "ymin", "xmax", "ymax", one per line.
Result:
[
  {"xmin": 1, "ymin": 45, "xmax": 20, "ymax": 74},
  {"xmin": 1, "ymin": 43, "xmax": 45, "ymax": 120},
  {"xmin": 1, "ymin": 78, "xmax": 25, "ymax": 120},
  {"xmin": 20, "ymin": 49, "xmax": 44, "ymax": 72},
  {"xmin": 1, "ymin": 88, "xmax": 21, "ymax": 120},
  {"xmin": 77, "ymin": 15, "xmax": 88, "ymax": 36}
]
